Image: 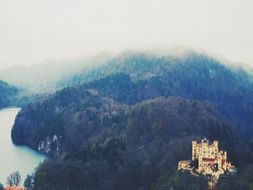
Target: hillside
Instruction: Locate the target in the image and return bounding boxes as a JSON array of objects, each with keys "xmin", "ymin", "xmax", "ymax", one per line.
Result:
[
  {"xmin": 12, "ymin": 89, "xmax": 232, "ymax": 156},
  {"xmin": 59, "ymin": 52, "xmax": 253, "ymax": 137},
  {"xmin": 0, "ymin": 80, "xmax": 18, "ymax": 108},
  {"xmin": 12, "ymin": 52, "xmax": 253, "ymax": 155},
  {"xmin": 11, "ymin": 52, "xmax": 253, "ymax": 189},
  {"xmin": 16, "ymin": 97, "xmax": 242, "ymax": 190},
  {"xmin": 5, "ymin": 52, "xmax": 253, "ymax": 137},
  {"xmin": 15, "ymin": 96, "xmax": 253, "ymax": 190}
]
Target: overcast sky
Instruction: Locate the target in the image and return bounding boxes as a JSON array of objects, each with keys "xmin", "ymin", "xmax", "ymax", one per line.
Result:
[{"xmin": 1, "ymin": 0, "xmax": 253, "ymax": 70}]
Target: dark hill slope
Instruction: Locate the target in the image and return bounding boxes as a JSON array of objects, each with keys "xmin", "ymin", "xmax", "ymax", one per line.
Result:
[
  {"xmin": 26, "ymin": 97, "xmax": 239, "ymax": 190},
  {"xmin": 0, "ymin": 80, "xmax": 18, "ymax": 108},
  {"xmin": 12, "ymin": 87, "xmax": 234, "ymax": 158},
  {"xmin": 12, "ymin": 88, "xmax": 128, "ymax": 156},
  {"xmin": 81, "ymin": 65, "xmax": 253, "ymax": 136}
]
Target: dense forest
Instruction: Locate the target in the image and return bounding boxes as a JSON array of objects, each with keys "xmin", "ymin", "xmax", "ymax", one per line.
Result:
[
  {"xmin": 18, "ymin": 97, "xmax": 250, "ymax": 190},
  {"xmin": 16, "ymin": 97, "xmax": 253, "ymax": 190},
  {"xmin": 11, "ymin": 53, "xmax": 253, "ymax": 189},
  {"xmin": 61, "ymin": 53, "xmax": 253, "ymax": 136}
]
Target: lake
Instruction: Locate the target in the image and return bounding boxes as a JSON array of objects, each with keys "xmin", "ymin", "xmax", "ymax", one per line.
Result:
[{"xmin": 0, "ymin": 108, "xmax": 46, "ymax": 185}]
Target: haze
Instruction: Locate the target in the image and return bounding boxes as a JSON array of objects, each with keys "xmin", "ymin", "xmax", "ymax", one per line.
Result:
[{"xmin": 1, "ymin": 0, "xmax": 253, "ymax": 70}]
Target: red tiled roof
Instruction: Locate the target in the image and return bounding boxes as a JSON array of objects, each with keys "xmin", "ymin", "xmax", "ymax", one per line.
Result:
[
  {"xmin": 4, "ymin": 185, "xmax": 24, "ymax": 190},
  {"xmin": 202, "ymin": 158, "xmax": 215, "ymax": 162}
]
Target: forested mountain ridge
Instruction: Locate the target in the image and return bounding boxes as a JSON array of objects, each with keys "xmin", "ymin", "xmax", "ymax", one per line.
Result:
[
  {"xmin": 59, "ymin": 52, "xmax": 253, "ymax": 88},
  {"xmin": 11, "ymin": 88, "xmax": 230, "ymax": 157},
  {"xmin": 0, "ymin": 80, "xmax": 18, "ymax": 108},
  {"xmin": 58, "ymin": 52, "xmax": 253, "ymax": 136},
  {"xmin": 12, "ymin": 52, "xmax": 253, "ymax": 154},
  {"xmin": 11, "ymin": 52, "xmax": 253, "ymax": 189}
]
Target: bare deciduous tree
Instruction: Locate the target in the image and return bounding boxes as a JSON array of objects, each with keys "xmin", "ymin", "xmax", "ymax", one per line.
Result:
[{"xmin": 6, "ymin": 171, "xmax": 21, "ymax": 186}]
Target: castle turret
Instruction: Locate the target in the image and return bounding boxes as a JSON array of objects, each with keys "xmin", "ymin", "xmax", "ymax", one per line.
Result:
[
  {"xmin": 213, "ymin": 141, "xmax": 218, "ymax": 148},
  {"xmin": 192, "ymin": 140, "xmax": 197, "ymax": 160},
  {"xmin": 224, "ymin": 151, "xmax": 227, "ymax": 160}
]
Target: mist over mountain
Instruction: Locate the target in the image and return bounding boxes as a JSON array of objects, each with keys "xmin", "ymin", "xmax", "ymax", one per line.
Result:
[
  {"xmin": 0, "ymin": 80, "xmax": 18, "ymax": 109},
  {"xmin": 0, "ymin": 53, "xmax": 111, "ymax": 94},
  {"xmin": 2, "ymin": 49, "xmax": 252, "ymax": 95},
  {"xmin": 58, "ymin": 50, "xmax": 253, "ymax": 88}
]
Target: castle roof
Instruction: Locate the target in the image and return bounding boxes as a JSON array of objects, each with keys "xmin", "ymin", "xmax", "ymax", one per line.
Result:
[
  {"xmin": 4, "ymin": 185, "xmax": 24, "ymax": 190},
  {"xmin": 202, "ymin": 158, "xmax": 215, "ymax": 162}
]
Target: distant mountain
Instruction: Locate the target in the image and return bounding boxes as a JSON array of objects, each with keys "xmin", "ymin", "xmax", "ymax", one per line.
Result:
[
  {"xmin": 0, "ymin": 53, "xmax": 111, "ymax": 93},
  {"xmin": 0, "ymin": 80, "xmax": 18, "ymax": 108}
]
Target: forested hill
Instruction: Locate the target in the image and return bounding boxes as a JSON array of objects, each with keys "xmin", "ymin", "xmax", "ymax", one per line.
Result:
[
  {"xmin": 58, "ymin": 53, "xmax": 253, "ymax": 137},
  {"xmin": 0, "ymin": 80, "xmax": 18, "ymax": 108},
  {"xmin": 12, "ymin": 52, "xmax": 253, "ymax": 152},
  {"xmin": 12, "ymin": 95, "xmax": 253, "ymax": 190},
  {"xmin": 11, "ymin": 52, "xmax": 253, "ymax": 189},
  {"xmin": 11, "ymin": 89, "xmax": 231, "ymax": 156},
  {"xmin": 13, "ymin": 96, "xmax": 243, "ymax": 190}
]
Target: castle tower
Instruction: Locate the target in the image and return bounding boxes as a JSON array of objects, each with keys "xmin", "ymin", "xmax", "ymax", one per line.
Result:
[
  {"xmin": 224, "ymin": 151, "xmax": 227, "ymax": 160},
  {"xmin": 192, "ymin": 140, "xmax": 197, "ymax": 160},
  {"xmin": 213, "ymin": 141, "xmax": 219, "ymax": 154}
]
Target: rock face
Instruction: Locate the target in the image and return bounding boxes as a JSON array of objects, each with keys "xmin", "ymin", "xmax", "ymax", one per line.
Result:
[{"xmin": 37, "ymin": 135, "xmax": 61, "ymax": 155}]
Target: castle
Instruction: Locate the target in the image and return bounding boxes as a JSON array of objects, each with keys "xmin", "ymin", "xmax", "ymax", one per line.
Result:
[
  {"xmin": 178, "ymin": 138, "xmax": 236, "ymax": 189},
  {"xmin": 192, "ymin": 139, "xmax": 234, "ymax": 174}
]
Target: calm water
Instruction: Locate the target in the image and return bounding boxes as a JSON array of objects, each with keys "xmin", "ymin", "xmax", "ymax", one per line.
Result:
[{"xmin": 0, "ymin": 108, "xmax": 46, "ymax": 185}]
